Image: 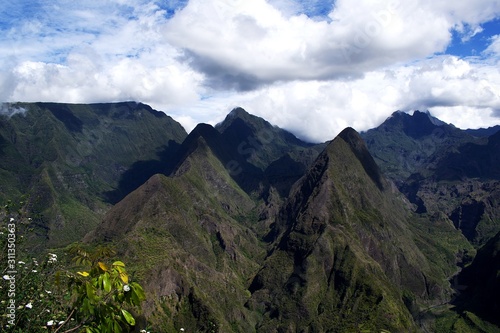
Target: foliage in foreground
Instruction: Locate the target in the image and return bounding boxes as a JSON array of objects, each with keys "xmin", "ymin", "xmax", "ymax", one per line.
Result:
[{"xmin": 0, "ymin": 202, "xmax": 146, "ymax": 332}]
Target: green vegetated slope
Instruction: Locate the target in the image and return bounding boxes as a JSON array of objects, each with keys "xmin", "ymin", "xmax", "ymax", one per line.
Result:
[
  {"xmin": 216, "ymin": 107, "xmax": 324, "ymax": 172},
  {"xmin": 84, "ymin": 118, "xmax": 327, "ymax": 332},
  {"xmin": 87, "ymin": 126, "xmax": 266, "ymax": 332},
  {"xmin": 360, "ymin": 110, "xmax": 477, "ymax": 184},
  {"xmin": 0, "ymin": 102, "xmax": 186, "ymax": 247},
  {"xmin": 247, "ymin": 128, "xmax": 472, "ymax": 332},
  {"xmin": 422, "ymin": 230, "xmax": 500, "ymax": 333}
]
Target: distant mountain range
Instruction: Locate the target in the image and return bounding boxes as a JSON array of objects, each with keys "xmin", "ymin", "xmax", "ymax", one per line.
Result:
[
  {"xmin": 1, "ymin": 102, "xmax": 499, "ymax": 332},
  {"xmin": 361, "ymin": 110, "xmax": 500, "ymax": 246}
]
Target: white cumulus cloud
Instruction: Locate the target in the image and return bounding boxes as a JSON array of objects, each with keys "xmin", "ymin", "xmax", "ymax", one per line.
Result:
[{"xmin": 0, "ymin": 0, "xmax": 499, "ymax": 140}]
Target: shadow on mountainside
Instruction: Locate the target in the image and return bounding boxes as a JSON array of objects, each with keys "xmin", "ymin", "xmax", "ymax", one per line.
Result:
[{"xmin": 103, "ymin": 140, "xmax": 181, "ymax": 204}]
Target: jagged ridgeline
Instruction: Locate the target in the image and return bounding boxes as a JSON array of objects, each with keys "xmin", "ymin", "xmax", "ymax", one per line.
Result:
[{"xmin": 1, "ymin": 103, "xmax": 499, "ymax": 332}]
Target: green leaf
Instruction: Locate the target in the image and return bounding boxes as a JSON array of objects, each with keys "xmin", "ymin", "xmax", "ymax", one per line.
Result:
[
  {"xmin": 86, "ymin": 282, "xmax": 96, "ymax": 301},
  {"xmin": 103, "ymin": 272, "xmax": 111, "ymax": 293},
  {"xmin": 83, "ymin": 298, "xmax": 95, "ymax": 315},
  {"xmin": 113, "ymin": 320, "xmax": 122, "ymax": 333},
  {"xmin": 130, "ymin": 289, "xmax": 140, "ymax": 305},
  {"xmin": 121, "ymin": 309, "xmax": 136, "ymax": 326},
  {"xmin": 112, "ymin": 261, "xmax": 126, "ymax": 267},
  {"xmin": 130, "ymin": 282, "xmax": 146, "ymax": 301}
]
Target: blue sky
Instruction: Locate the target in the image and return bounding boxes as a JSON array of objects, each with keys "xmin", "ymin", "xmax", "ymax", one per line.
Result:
[
  {"xmin": 1, "ymin": 0, "xmax": 500, "ymax": 141},
  {"xmin": 446, "ymin": 19, "xmax": 500, "ymax": 56}
]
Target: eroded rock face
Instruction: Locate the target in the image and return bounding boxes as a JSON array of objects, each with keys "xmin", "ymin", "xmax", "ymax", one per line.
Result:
[
  {"xmin": 449, "ymin": 199, "xmax": 485, "ymax": 241},
  {"xmin": 401, "ymin": 179, "xmax": 500, "ymax": 245}
]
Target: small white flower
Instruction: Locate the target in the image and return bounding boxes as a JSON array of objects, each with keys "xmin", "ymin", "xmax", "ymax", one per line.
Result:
[
  {"xmin": 9, "ymin": 218, "xmax": 14, "ymax": 222},
  {"xmin": 48, "ymin": 256, "xmax": 57, "ymax": 264},
  {"xmin": 45, "ymin": 290, "xmax": 52, "ymax": 294},
  {"xmin": 25, "ymin": 302, "xmax": 33, "ymax": 309},
  {"xmin": 31, "ymin": 269, "xmax": 37, "ymax": 273},
  {"xmin": 58, "ymin": 321, "xmax": 65, "ymax": 325},
  {"xmin": 180, "ymin": 328, "xmax": 185, "ymax": 332},
  {"xmin": 47, "ymin": 320, "xmax": 54, "ymax": 326},
  {"xmin": 123, "ymin": 284, "xmax": 130, "ymax": 292},
  {"xmin": 18, "ymin": 261, "xmax": 25, "ymax": 265},
  {"xmin": 2, "ymin": 275, "xmax": 10, "ymax": 280}
]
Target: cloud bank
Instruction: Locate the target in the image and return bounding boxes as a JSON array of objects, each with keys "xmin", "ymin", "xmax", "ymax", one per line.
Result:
[{"xmin": 1, "ymin": 0, "xmax": 500, "ymax": 141}]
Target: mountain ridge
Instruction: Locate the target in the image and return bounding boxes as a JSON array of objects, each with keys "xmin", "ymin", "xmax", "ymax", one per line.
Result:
[
  {"xmin": 0, "ymin": 101, "xmax": 187, "ymax": 247},
  {"xmin": 1, "ymin": 102, "xmax": 499, "ymax": 332}
]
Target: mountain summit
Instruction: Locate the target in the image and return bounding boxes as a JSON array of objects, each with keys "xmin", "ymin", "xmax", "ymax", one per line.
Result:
[
  {"xmin": 362, "ymin": 110, "xmax": 500, "ymax": 246},
  {"xmin": 246, "ymin": 127, "xmax": 460, "ymax": 331},
  {"xmin": 361, "ymin": 110, "xmax": 470, "ymax": 182}
]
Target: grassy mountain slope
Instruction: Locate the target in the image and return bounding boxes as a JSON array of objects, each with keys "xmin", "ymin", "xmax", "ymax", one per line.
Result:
[
  {"xmin": 0, "ymin": 102, "xmax": 186, "ymax": 247},
  {"xmin": 87, "ymin": 125, "xmax": 266, "ymax": 332},
  {"xmin": 3, "ymin": 103, "xmax": 497, "ymax": 332},
  {"xmin": 247, "ymin": 128, "xmax": 471, "ymax": 332}
]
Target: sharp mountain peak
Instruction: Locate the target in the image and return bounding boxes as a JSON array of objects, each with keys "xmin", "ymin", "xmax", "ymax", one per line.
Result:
[{"xmin": 336, "ymin": 127, "xmax": 385, "ymax": 190}]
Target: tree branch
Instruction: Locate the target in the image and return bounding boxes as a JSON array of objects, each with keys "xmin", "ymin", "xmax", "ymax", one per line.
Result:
[{"xmin": 54, "ymin": 308, "xmax": 76, "ymax": 333}]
